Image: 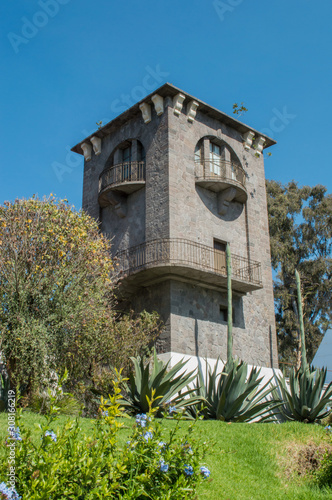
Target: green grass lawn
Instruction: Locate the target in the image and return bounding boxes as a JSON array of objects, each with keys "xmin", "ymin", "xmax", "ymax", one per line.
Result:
[{"xmin": 1, "ymin": 412, "xmax": 331, "ymax": 499}]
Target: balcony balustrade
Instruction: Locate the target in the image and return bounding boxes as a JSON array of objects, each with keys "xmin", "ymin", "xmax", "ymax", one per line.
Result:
[
  {"xmin": 98, "ymin": 161, "xmax": 146, "ymax": 207},
  {"xmin": 195, "ymin": 160, "xmax": 247, "ymax": 204},
  {"xmin": 115, "ymin": 238, "xmax": 262, "ymax": 294}
]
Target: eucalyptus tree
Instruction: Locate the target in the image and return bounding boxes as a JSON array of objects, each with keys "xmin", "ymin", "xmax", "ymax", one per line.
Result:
[{"xmin": 266, "ymin": 180, "xmax": 332, "ymax": 365}]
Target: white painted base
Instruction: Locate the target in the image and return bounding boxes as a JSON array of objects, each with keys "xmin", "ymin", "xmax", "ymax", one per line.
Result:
[{"xmin": 158, "ymin": 351, "xmax": 283, "ymax": 388}]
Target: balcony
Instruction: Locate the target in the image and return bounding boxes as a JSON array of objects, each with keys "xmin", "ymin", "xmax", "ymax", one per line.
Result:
[
  {"xmin": 195, "ymin": 160, "xmax": 247, "ymax": 204},
  {"xmin": 98, "ymin": 161, "xmax": 146, "ymax": 207},
  {"xmin": 115, "ymin": 238, "xmax": 262, "ymax": 294}
]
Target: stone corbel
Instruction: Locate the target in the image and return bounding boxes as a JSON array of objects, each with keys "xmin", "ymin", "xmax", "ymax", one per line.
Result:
[
  {"xmin": 114, "ymin": 202, "xmax": 127, "ymax": 218},
  {"xmin": 243, "ymin": 131, "xmax": 255, "ymax": 150},
  {"xmin": 187, "ymin": 100, "xmax": 199, "ymax": 123},
  {"xmin": 81, "ymin": 142, "xmax": 92, "ymax": 162},
  {"xmin": 217, "ymin": 187, "xmax": 237, "ymax": 215},
  {"xmin": 173, "ymin": 93, "xmax": 185, "ymax": 116},
  {"xmin": 253, "ymin": 136, "xmax": 265, "ymax": 156},
  {"xmin": 151, "ymin": 94, "xmax": 164, "ymax": 116},
  {"xmin": 139, "ymin": 102, "xmax": 151, "ymax": 124},
  {"xmin": 91, "ymin": 136, "xmax": 102, "ymax": 156},
  {"xmin": 99, "ymin": 190, "xmax": 127, "ymax": 218}
]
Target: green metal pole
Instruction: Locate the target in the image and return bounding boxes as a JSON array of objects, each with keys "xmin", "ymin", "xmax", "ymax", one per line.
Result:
[
  {"xmin": 226, "ymin": 243, "xmax": 233, "ymax": 366},
  {"xmin": 295, "ymin": 269, "xmax": 307, "ymax": 370}
]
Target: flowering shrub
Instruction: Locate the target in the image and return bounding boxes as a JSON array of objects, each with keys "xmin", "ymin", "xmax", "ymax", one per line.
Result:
[
  {"xmin": 5, "ymin": 427, "xmax": 22, "ymax": 445},
  {"xmin": 0, "ymin": 482, "xmax": 21, "ymax": 500},
  {"xmin": 43, "ymin": 430, "xmax": 57, "ymax": 442},
  {"xmin": 0, "ymin": 371, "xmax": 210, "ymax": 499},
  {"xmin": 0, "ymin": 197, "xmax": 160, "ymax": 409}
]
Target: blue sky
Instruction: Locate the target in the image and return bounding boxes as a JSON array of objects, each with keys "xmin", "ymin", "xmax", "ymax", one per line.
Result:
[{"xmin": 1, "ymin": 0, "xmax": 332, "ymax": 210}]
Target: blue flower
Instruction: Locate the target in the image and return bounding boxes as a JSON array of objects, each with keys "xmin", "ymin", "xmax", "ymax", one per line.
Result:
[
  {"xmin": 13, "ymin": 427, "xmax": 22, "ymax": 441},
  {"xmin": 184, "ymin": 465, "xmax": 194, "ymax": 476},
  {"xmin": 126, "ymin": 440, "xmax": 135, "ymax": 449},
  {"xmin": 0, "ymin": 482, "xmax": 21, "ymax": 499},
  {"xmin": 169, "ymin": 405, "xmax": 177, "ymax": 415},
  {"xmin": 136, "ymin": 413, "xmax": 147, "ymax": 427},
  {"xmin": 165, "ymin": 400, "xmax": 177, "ymax": 415},
  {"xmin": 325, "ymin": 425, "xmax": 331, "ymax": 432},
  {"xmin": 44, "ymin": 430, "xmax": 57, "ymax": 442},
  {"xmin": 159, "ymin": 460, "xmax": 169, "ymax": 472},
  {"xmin": 182, "ymin": 441, "xmax": 193, "ymax": 453},
  {"xmin": 143, "ymin": 431, "xmax": 153, "ymax": 442},
  {"xmin": 158, "ymin": 441, "xmax": 166, "ymax": 449},
  {"xmin": 200, "ymin": 466, "xmax": 211, "ymax": 478},
  {"xmin": 6, "ymin": 427, "xmax": 22, "ymax": 445},
  {"xmin": 102, "ymin": 410, "xmax": 109, "ymax": 417},
  {"xmin": 136, "ymin": 413, "xmax": 151, "ymax": 428}
]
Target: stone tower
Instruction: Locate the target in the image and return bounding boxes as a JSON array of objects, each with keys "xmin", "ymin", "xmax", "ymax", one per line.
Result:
[{"xmin": 72, "ymin": 83, "xmax": 278, "ymax": 369}]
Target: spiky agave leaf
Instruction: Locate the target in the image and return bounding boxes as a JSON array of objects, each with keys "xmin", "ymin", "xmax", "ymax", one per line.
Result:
[
  {"xmin": 215, "ymin": 359, "xmax": 279, "ymax": 422},
  {"xmin": 273, "ymin": 365, "xmax": 332, "ymax": 422},
  {"xmin": 185, "ymin": 358, "xmax": 226, "ymax": 418},
  {"xmin": 123, "ymin": 348, "xmax": 202, "ymax": 415},
  {"xmin": 188, "ymin": 358, "xmax": 280, "ymax": 422},
  {"xmin": 190, "ymin": 358, "xmax": 281, "ymax": 422}
]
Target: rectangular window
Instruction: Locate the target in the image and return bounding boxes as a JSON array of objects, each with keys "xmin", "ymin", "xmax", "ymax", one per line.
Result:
[
  {"xmin": 122, "ymin": 146, "xmax": 132, "ymax": 180},
  {"xmin": 210, "ymin": 143, "xmax": 221, "ymax": 175},
  {"xmin": 231, "ymin": 163, "xmax": 237, "ymax": 181},
  {"xmin": 122, "ymin": 146, "xmax": 132, "ymax": 163},
  {"xmin": 214, "ymin": 239, "xmax": 226, "ymax": 274},
  {"xmin": 220, "ymin": 305, "xmax": 235, "ymax": 324}
]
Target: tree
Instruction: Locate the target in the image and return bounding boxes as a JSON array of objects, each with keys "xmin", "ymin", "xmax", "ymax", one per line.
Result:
[
  {"xmin": 266, "ymin": 180, "xmax": 332, "ymax": 366},
  {"xmin": 0, "ymin": 197, "xmax": 159, "ymax": 396}
]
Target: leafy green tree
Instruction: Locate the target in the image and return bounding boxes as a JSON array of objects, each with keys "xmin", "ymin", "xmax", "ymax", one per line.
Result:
[
  {"xmin": 266, "ymin": 180, "xmax": 332, "ymax": 366},
  {"xmin": 0, "ymin": 197, "xmax": 159, "ymax": 397}
]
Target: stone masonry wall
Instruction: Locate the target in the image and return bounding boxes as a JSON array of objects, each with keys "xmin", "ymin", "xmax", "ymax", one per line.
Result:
[
  {"xmin": 128, "ymin": 280, "xmax": 171, "ymax": 353},
  {"xmin": 167, "ymin": 106, "xmax": 277, "ymax": 367}
]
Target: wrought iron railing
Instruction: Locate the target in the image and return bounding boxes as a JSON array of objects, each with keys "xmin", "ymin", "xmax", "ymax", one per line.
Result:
[
  {"xmin": 116, "ymin": 238, "xmax": 262, "ymax": 287},
  {"xmin": 99, "ymin": 161, "xmax": 146, "ymax": 193},
  {"xmin": 195, "ymin": 160, "xmax": 246, "ymax": 187}
]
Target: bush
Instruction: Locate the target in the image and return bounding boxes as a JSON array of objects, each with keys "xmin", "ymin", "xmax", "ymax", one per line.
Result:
[
  {"xmin": 0, "ymin": 197, "xmax": 160, "ymax": 404},
  {"xmin": 0, "ymin": 197, "xmax": 114, "ymax": 393},
  {"xmin": 1, "ymin": 371, "xmax": 210, "ymax": 499},
  {"xmin": 314, "ymin": 427, "xmax": 332, "ymax": 487}
]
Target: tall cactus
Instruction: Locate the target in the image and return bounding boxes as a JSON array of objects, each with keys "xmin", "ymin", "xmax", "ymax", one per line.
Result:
[
  {"xmin": 226, "ymin": 243, "xmax": 233, "ymax": 366},
  {"xmin": 295, "ymin": 269, "xmax": 307, "ymax": 370}
]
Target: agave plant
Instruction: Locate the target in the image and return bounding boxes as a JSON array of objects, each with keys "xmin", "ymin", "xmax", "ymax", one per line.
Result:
[
  {"xmin": 123, "ymin": 348, "xmax": 202, "ymax": 415},
  {"xmin": 273, "ymin": 365, "xmax": 332, "ymax": 423},
  {"xmin": 187, "ymin": 357, "xmax": 279, "ymax": 422}
]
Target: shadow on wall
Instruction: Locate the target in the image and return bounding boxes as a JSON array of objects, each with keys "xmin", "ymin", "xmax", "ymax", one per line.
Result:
[{"xmin": 196, "ymin": 186, "xmax": 244, "ymax": 221}]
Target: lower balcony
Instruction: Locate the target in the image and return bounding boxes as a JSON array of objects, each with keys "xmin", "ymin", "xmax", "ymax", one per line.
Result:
[
  {"xmin": 98, "ymin": 161, "xmax": 145, "ymax": 207},
  {"xmin": 115, "ymin": 238, "xmax": 262, "ymax": 294}
]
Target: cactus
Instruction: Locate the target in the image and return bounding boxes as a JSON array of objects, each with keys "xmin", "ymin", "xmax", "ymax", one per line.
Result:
[
  {"xmin": 226, "ymin": 243, "xmax": 233, "ymax": 366},
  {"xmin": 295, "ymin": 269, "xmax": 307, "ymax": 370}
]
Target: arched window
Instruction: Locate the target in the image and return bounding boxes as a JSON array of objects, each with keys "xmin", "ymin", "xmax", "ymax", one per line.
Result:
[
  {"xmin": 108, "ymin": 139, "xmax": 145, "ymax": 166},
  {"xmin": 105, "ymin": 139, "xmax": 146, "ymax": 184},
  {"xmin": 195, "ymin": 137, "xmax": 241, "ymax": 180}
]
